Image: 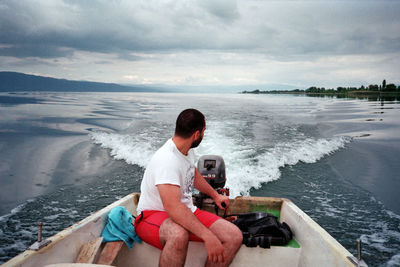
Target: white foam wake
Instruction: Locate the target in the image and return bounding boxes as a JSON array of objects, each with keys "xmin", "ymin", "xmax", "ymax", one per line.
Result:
[
  {"xmin": 197, "ymin": 121, "xmax": 352, "ymax": 197},
  {"xmin": 226, "ymin": 138, "xmax": 348, "ymax": 196},
  {"xmin": 90, "ymin": 131, "xmax": 156, "ymax": 168},
  {"xmin": 90, "ymin": 125, "xmax": 351, "ymax": 197}
]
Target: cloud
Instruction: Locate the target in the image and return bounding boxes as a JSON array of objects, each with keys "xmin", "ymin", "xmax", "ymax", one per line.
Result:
[
  {"xmin": 2, "ymin": 0, "xmax": 397, "ymax": 57},
  {"xmin": 0, "ymin": 0, "xmax": 399, "ymax": 87},
  {"xmin": 197, "ymin": 0, "xmax": 239, "ymax": 23}
]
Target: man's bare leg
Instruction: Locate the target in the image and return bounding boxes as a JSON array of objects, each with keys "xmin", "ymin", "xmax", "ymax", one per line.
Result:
[
  {"xmin": 159, "ymin": 218, "xmax": 190, "ymax": 267},
  {"xmin": 205, "ymin": 219, "xmax": 243, "ymax": 267}
]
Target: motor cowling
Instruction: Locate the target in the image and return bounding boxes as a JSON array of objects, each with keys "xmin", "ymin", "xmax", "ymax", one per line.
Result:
[
  {"xmin": 195, "ymin": 155, "xmax": 229, "ymax": 211},
  {"xmin": 197, "ymin": 155, "xmax": 226, "ymax": 189}
]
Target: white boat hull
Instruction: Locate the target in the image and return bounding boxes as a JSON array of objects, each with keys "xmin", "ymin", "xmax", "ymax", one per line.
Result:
[{"xmin": 2, "ymin": 193, "xmax": 357, "ymax": 267}]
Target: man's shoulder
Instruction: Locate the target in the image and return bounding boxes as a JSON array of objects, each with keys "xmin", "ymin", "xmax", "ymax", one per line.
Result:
[
  {"xmin": 151, "ymin": 150, "xmax": 178, "ymax": 165},
  {"xmin": 153, "ymin": 139, "xmax": 175, "ymax": 158},
  {"xmin": 149, "ymin": 140, "xmax": 179, "ymax": 166}
]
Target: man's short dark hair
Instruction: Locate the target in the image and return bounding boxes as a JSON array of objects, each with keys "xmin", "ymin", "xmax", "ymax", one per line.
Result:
[{"xmin": 175, "ymin": 109, "xmax": 205, "ymax": 138}]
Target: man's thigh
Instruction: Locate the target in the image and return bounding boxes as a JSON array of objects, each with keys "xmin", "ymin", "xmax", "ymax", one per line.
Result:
[
  {"xmin": 135, "ymin": 211, "xmax": 169, "ymax": 249},
  {"xmin": 208, "ymin": 218, "xmax": 243, "ymax": 244},
  {"xmin": 135, "ymin": 209, "xmax": 222, "ymax": 248},
  {"xmin": 188, "ymin": 209, "xmax": 222, "ymax": 242},
  {"xmin": 159, "ymin": 209, "xmax": 221, "ymax": 243}
]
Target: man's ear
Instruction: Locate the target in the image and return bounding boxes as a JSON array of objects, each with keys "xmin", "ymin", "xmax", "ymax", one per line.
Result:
[{"xmin": 193, "ymin": 130, "xmax": 200, "ymax": 139}]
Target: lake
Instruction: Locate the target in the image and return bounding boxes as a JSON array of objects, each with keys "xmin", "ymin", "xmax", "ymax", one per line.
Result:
[{"xmin": 0, "ymin": 92, "xmax": 399, "ymax": 266}]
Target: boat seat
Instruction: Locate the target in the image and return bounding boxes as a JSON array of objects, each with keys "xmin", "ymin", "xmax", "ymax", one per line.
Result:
[
  {"xmin": 97, "ymin": 241, "xmax": 124, "ymax": 265},
  {"xmin": 76, "ymin": 237, "xmax": 124, "ymax": 266},
  {"xmin": 76, "ymin": 237, "xmax": 104, "ymax": 263}
]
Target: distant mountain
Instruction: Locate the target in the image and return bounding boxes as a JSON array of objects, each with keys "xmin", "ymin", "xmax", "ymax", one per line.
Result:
[{"xmin": 0, "ymin": 71, "xmax": 164, "ymax": 92}]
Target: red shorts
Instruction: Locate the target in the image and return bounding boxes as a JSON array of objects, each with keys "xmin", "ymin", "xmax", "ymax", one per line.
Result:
[{"xmin": 134, "ymin": 209, "xmax": 221, "ymax": 250}]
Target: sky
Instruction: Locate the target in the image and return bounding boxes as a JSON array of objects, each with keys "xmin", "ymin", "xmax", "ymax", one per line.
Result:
[{"xmin": 0, "ymin": 0, "xmax": 399, "ymax": 91}]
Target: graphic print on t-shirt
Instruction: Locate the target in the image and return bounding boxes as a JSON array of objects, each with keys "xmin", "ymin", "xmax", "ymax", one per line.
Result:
[{"xmin": 182, "ymin": 165, "xmax": 195, "ymax": 197}]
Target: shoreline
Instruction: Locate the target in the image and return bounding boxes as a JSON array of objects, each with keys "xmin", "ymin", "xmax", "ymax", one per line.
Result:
[{"xmin": 241, "ymin": 90, "xmax": 400, "ymax": 99}]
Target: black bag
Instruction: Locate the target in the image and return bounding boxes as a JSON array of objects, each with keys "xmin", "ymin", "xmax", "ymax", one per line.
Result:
[{"xmin": 230, "ymin": 212, "xmax": 293, "ymax": 248}]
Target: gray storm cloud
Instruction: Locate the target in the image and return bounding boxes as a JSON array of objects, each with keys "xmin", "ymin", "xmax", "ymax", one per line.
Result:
[
  {"xmin": 0, "ymin": 0, "xmax": 399, "ymax": 87},
  {"xmin": 1, "ymin": 1, "xmax": 399, "ymax": 57}
]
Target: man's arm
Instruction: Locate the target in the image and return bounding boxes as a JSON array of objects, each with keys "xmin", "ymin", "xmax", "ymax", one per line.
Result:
[
  {"xmin": 193, "ymin": 168, "xmax": 229, "ymax": 209},
  {"xmin": 157, "ymin": 184, "xmax": 226, "ymax": 263}
]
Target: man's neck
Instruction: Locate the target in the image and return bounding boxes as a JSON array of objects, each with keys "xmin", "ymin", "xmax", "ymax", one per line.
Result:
[{"xmin": 172, "ymin": 135, "xmax": 191, "ymax": 156}]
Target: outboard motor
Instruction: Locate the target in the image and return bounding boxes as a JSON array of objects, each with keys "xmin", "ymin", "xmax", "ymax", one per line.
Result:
[
  {"xmin": 197, "ymin": 155, "xmax": 226, "ymax": 190},
  {"xmin": 194, "ymin": 155, "xmax": 229, "ymax": 210}
]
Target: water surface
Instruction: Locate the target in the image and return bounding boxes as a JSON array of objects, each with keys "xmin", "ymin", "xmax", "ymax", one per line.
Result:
[{"xmin": 0, "ymin": 92, "xmax": 399, "ymax": 266}]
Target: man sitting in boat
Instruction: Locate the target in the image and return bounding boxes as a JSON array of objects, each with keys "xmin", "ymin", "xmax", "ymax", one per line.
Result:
[{"xmin": 135, "ymin": 108, "xmax": 243, "ymax": 267}]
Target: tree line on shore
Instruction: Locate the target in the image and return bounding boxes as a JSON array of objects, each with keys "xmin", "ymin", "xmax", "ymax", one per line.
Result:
[{"xmin": 242, "ymin": 80, "xmax": 400, "ymax": 94}]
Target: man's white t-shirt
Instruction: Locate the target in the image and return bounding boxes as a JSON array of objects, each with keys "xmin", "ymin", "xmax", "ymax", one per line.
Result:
[{"xmin": 137, "ymin": 138, "xmax": 197, "ymax": 214}]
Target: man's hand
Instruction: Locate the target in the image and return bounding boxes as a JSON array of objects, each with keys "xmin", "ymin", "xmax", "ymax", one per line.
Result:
[
  {"xmin": 204, "ymin": 231, "xmax": 226, "ymax": 263},
  {"xmin": 214, "ymin": 194, "xmax": 229, "ymax": 210},
  {"xmin": 194, "ymin": 168, "xmax": 230, "ymax": 211}
]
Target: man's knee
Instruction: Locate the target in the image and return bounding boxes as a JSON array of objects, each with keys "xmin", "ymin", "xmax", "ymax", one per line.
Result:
[
  {"xmin": 227, "ymin": 223, "xmax": 243, "ymax": 247},
  {"xmin": 210, "ymin": 219, "xmax": 243, "ymax": 247},
  {"xmin": 160, "ymin": 219, "xmax": 190, "ymax": 248},
  {"xmin": 170, "ymin": 224, "xmax": 190, "ymax": 245}
]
